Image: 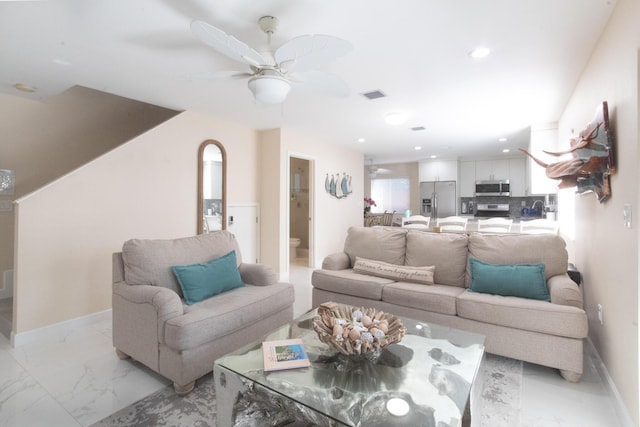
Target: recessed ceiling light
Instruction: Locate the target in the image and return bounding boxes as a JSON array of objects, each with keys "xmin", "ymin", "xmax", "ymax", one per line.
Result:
[
  {"xmin": 430, "ymin": 155, "xmax": 437, "ymax": 159},
  {"xmin": 469, "ymin": 47, "xmax": 491, "ymax": 59},
  {"xmin": 357, "ymin": 138, "xmax": 366, "ymax": 143},
  {"xmin": 502, "ymin": 148, "xmax": 510, "ymax": 153},
  {"xmin": 13, "ymin": 83, "xmax": 36, "ymax": 93},
  {"xmin": 414, "ymin": 146, "xmax": 422, "ymax": 151},
  {"xmin": 498, "ymin": 137, "xmax": 508, "ymax": 142},
  {"xmin": 384, "ymin": 112, "xmax": 408, "ymax": 125}
]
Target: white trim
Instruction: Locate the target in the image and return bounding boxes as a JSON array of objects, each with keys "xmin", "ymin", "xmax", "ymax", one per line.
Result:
[
  {"xmin": 11, "ymin": 309, "xmax": 112, "ymax": 348},
  {"xmin": 586, "ymin": 338, "xmax": 635, "ymax": 427}
]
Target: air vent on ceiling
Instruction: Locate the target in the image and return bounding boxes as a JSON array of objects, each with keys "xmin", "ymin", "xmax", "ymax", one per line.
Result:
[
  {"xmin": 361, "ymin": 90, "xmax": 386, "ymax": 100},
  {"xmin": 411, "ymin": 126, "xmax": 426, "ymax": 131}
]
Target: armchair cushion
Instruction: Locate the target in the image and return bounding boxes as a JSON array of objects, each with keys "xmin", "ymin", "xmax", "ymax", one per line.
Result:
[
  {"xmin": 122, "ymin": 231, "xmax": 242, "ymax": 296},
  {"xmin": 172, "ymin": 250, "xmax": 245, "ymax": 305}
]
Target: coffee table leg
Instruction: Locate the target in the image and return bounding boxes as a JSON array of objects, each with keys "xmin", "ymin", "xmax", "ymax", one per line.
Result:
[{"xmin": 214, "ymin": 364, "xmax": 244, "ymax": 427}]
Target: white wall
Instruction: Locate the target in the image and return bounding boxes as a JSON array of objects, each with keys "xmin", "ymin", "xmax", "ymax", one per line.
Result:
[
  {"xmin": 558, "ymin": 0, "xmax": 639, "ymax": 422},
  {"xmin": 13, "ymin": 111, "xmax": 259, "ymax": 334}
]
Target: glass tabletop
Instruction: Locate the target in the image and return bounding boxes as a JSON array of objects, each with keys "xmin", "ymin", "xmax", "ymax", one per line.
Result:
[{"xmin": 215, "ymin": 305, "xmax": 485, "ymax": 426}]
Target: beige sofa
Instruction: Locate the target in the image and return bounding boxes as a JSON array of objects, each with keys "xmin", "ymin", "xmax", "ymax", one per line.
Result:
[
  {"xmin": 312, "ymin": 226, "xmax": 587, "ymax": 381},
  {"xmin": 112, "ymin": 231, "xmax": 294, "ymax": 394}
]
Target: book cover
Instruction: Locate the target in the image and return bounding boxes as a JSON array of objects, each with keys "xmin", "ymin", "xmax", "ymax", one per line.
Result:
[{"xmin": 262, "ymin": 338, "xmax": 311, "ymax": 371}]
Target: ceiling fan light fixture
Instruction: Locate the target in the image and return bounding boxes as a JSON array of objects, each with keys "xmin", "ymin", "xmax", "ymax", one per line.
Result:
[{"xmin": 248, "ymin": 75, "xmax": 291, "ymax": 104}]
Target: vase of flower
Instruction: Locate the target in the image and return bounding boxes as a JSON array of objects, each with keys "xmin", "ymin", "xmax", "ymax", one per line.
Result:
[{"xmin": 364, "ymin": 197, "xmax": 376, "ymax": 215}]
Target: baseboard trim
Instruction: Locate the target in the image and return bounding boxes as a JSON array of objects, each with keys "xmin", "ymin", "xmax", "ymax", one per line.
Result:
[
  {"xmin": 11, "ymin": 309, "xmax": 112, "ymax": 348},
  {"xmin": 585, "ymin": 337, "xmax": 635, "ymax": 427}
]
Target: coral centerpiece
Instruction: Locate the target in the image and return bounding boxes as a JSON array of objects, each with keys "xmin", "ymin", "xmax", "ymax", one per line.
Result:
[{"xmin": 312, "ymin": 302, "xmax": 406, "ymax": 356}]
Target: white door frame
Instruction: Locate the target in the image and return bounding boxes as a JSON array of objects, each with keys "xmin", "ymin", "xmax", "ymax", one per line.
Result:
[{"xmin": 288, "ymin": 153, "xmax": 315, "ymax": 270}]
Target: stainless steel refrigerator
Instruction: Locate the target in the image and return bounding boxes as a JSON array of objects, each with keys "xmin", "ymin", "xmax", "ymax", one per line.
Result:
[{"xmin": 420, "ymin": 181, "xmax": 456, "ymax": 219}]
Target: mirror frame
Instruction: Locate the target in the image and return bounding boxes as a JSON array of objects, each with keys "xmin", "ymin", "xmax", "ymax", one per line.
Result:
[{"xmin": 197, "ymin": 139, "xmax": 227, "ymax": 234}]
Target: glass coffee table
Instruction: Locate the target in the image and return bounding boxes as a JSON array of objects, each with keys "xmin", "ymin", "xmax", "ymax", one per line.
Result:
[{"xmin": 214, "ymin": 305, "xmax": 485, "ymax": 427}]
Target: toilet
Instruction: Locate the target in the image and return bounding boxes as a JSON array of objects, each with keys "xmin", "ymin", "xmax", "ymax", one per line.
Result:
[{"xmin": 289, "ymin": 237, "xmax": 301, "ymax": 260}]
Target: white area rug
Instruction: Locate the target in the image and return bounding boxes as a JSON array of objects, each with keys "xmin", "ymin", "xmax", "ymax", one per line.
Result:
[{"xmin": 91, "ymin": 353, "xmax": 522, "ymax": 427}]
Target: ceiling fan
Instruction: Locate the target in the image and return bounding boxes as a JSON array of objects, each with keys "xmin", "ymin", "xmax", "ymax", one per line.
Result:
[
  {"xmin": 368, "ymin": 165, "xmax": 392, "ymax": 179},
  {"xmin": 190, "ymin": 16, "xmax": 353, "ymax": 104}
]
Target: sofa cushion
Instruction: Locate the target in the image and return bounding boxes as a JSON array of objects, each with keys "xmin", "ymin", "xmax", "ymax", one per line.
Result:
[
  {"xmin": 468, "ymin": 258, "xmax": 550, "ymax": 302},
  {"xmin": 457, "ymin": 290, "xmax": 588, "ymax": 338},
  {"xmin": 164, "ymin": 282, "xmax": 294, "ymax": 350},
  {"xmin": 383, "ymin": 283, "xmax": 464, "ymax": 315},
  {"xmin": 344, "ymin": 226, "xmax": 407, "ymax": 267},
  {"xmin": 404, "ymin": 231, "xmax": 469, "ymax": 287},
  {"xmin": 312, "ymin": 269, "xmax": 394, "ymax": 300},
  {"xmin": 466, "ymin": 233, "xmax": 568, "ymax": 287},
  {"xmin": 172, "ymin": 251, "xmax": 245, "ymax": 305},
  {"xmin": 122, "ymin": 231, "xmax": 242, "ymax": 296},
  {"xmin": 353, "ymin": 257, "xmax": 435, "ymax": 284}
]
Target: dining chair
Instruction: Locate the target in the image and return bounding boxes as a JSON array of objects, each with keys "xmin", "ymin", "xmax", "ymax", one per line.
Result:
[
  {"xmin": 436, "ymin": 216, "xmax": 469, "ymax": 231},
  {"xmin": 401, "ymin": 215, "xmax": 431, "ymax": 229},
  {"xmin": 477, "ymin": 217, "xmax": 513, "ymax": 233},
  {"xmin": 519, "ymin": 218, "xmax": 560, "ymax": 235}
]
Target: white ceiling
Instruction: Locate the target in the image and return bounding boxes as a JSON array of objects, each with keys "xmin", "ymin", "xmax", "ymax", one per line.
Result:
[{"xmin": 0, "ymin": 0, "xmax": 617, "ymax": 164}]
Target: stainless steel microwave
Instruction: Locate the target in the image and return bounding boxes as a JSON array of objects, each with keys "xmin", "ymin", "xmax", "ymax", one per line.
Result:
[{"xmin": 475, "ymin": 180, "xmax": 510, "ymax": 196}]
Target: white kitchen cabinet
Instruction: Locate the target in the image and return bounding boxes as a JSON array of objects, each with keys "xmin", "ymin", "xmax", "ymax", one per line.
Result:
[
  {"xmin": 508, "ymin": 157, "xmax": 526, "ymax": 197},
  {"xmin": 459, "ymin": 161, "xmax": 476, "ymax": 197},
  {"xmin": 475, "ymin": 159, "xmax": 509, "ymax": 181},
  {"xmin": 419, "ymin": 159, "xmax": 457, "ymax": 182}
]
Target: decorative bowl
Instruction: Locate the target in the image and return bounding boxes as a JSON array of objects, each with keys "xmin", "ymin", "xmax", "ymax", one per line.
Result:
[{"xmin": 312, "ymin": 302, "xmax": 406, "ymax": 356}]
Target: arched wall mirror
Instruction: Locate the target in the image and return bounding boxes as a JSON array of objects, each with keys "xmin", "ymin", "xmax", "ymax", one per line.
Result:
[{"xmin": 197, "ymin": 140, "xmax": 227, "ymax": 234}]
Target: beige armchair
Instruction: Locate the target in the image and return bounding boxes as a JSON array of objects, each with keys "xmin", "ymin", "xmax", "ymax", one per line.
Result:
[{"xmin": 112, "ymin": 231, "xmax": 294, "ymax": 395}]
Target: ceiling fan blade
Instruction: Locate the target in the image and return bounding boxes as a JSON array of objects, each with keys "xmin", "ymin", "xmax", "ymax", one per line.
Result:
[
  {"xmin": 290, "ymin": 71, "xmax": 350, "ymax": 98},
  {"xmin": 190, "ymin": 20, "xmax": 266, "ymax": 67},
  {"xmin": 178, "ymin": 70, "xmax": 253, "ymax": 81},
  {"xmin": 275, "ymin": 34, "xmax": 353, "ymax": 73}
]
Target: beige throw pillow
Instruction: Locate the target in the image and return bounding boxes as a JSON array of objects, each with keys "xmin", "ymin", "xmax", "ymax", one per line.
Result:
[{"xmin": 353, "ymin": 257, "xmax": 435, "ymax": 285}]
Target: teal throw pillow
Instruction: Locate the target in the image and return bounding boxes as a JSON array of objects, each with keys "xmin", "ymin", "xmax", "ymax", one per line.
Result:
[
  {"xmin": 172, "ymin": 250, "xmax": 245, "ymax": 305},
  {"xmin": 469, "ymin": 258, "xmax": 550, "ymax": 301}
]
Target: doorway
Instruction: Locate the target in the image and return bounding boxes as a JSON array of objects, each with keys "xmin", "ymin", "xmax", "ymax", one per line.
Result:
[{"xmin": 289, "ymin": 156, "xmax": 312, "ymax": 267}]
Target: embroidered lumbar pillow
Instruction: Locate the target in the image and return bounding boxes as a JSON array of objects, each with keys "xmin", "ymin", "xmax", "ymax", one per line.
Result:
[{"xmin": 353, "ymin": 257, "xmax": 435, "ymax": 284}]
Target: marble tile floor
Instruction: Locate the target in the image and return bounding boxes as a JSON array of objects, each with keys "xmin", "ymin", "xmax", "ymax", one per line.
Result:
[{"xmin": 0, "ymin": 260, "xmax": 626, "ymax": 427}]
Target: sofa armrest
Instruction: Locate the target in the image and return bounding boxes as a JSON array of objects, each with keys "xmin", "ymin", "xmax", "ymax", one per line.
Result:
[
  {"xmin": 548, "ymin": 274, "xmax": 584, "ymax": 309},
  {"xmin": 322, "ymin": 252, "xmax": 350, "ymax": 270},
  {"xmin": 113, "ymin": 282, "xmax": 184, "ymax": 343},
  {"xmin": 238, "ymin": 263, "xmax": 278, "ymax": 286}
]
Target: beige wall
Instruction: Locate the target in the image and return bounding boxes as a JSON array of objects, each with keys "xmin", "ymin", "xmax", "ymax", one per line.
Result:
[
  {"xmin": 258, "ymin": 128, "xmax": 282, "ymax": 270},
  {"xmin": 12, "ymin": 110, "xmax": 363, "ymax": 336},
  {"xmin": 281, "ymin": 128, "xmax": 364, "ymax": 269},
  {"xmin": 558, "ymin": 0, "xmax": 639, "ymax": 422},
  {"xmin": 258, "ymin": 128, "xmax": 364, "ymax": 272},
  {"xmin": 0, "ymin": 87, "xmax": 179, "ymax": 293},
  {"xmin": 13, "ymin": 111, "xmax": 260, "ymax": 333}
]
